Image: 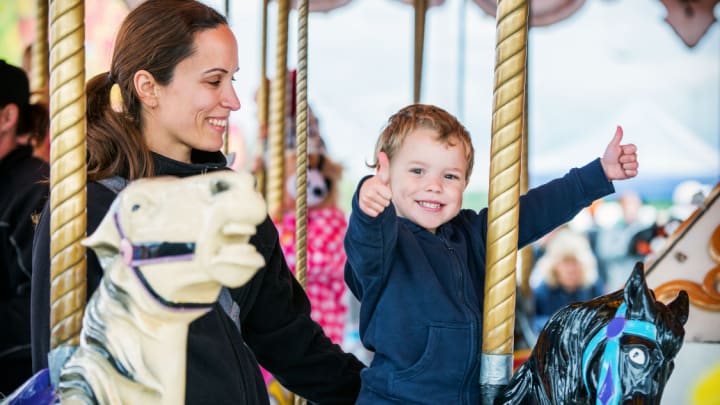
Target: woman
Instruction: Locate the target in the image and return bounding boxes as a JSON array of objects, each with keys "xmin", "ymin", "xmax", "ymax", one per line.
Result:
[
  {"xmin": 531, "ymin": 227, "xmax": 605, "ymax": 333},
  {"xmin": 31, "ymin": 1, "xmax": 363, "ymax": 403}
]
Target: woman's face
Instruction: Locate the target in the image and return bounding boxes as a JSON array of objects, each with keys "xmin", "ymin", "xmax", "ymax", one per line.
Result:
[
  {"xmin": 555, "ymin": 256, "xmax": 584, "ymax": 292},
  {"xmin": 146, "ymin": 24, "xmax": 240, "ymax": 162}
]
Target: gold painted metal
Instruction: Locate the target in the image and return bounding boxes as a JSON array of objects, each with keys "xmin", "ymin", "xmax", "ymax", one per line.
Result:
[
  {"xmin": 48, "ymin": 0, "xmax": 87, "ymax": 349},
  {"xmin": 413, "ymin": 0, "xmax": 427, "ymax": 103},
  {"xmin": 519, "ymin": 68, "xmax": 533, "ymax": 299},
  {"xmin": 58, "ymin": 172, "xmax": 266, "ymax": 403},
  {"xmin": 267, "ymin": 0, "xmax": 290, "ymax": 221},
  {"xmin": 482, "ymin": 0, "xmax": 529, "ymax": 355},
  {"xmin": 31, "ymin": 0, "xmax": 49, "ymax": 103},
  {"xmin": 294, "ymin": 0, "xmax": 309, "ymax": 293},
  {"xmin": 255, "ymin": 0, "xmax": 270, "ymax": 197}
]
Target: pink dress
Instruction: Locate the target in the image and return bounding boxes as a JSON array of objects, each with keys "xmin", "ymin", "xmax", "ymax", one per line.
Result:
[{"xmin": 276, "ymin": 206, "xmax": 349, "ymax": 344}]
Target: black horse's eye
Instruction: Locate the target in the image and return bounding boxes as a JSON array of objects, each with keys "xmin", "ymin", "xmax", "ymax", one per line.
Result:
[
  {"xmin": 628, "ymin": 347, "xmax": 647, "ymax": 365},
  {"xmin": 211, "ymin": 179, "xmax": 231, "ymax": 195},
  {"xmin": 131, "ymin": 204, "xmax": 141, "ymax": 212}
]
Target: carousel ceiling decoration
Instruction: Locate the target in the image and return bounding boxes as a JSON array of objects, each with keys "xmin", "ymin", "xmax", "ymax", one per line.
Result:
[
  {"xmin": 658, "ymin": 0, "xmax": 720, "ymax": 48},
  {"xmin": 471, "ymin": 0, "xmax": 586, "ymax": 27},
  {"xmin": 290, "ymin": 0, "xmax": 355, "ymax": 12}
]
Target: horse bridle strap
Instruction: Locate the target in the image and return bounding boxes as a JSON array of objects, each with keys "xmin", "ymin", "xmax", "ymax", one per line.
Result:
[
  {"xmin": 581, "ymin": 303, "xmax": 658, "ymax": 405},
  {"xmin": 113, "ymin": 212, "xmax": 211, "ymax": 311}
]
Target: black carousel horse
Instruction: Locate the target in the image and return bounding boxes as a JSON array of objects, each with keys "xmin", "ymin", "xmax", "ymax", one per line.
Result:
[{"xmin": 496, "ymin": 262, "xmax": 689, "ymax": 405}]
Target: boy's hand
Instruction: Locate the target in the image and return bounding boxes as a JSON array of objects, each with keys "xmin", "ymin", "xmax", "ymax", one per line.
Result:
[
  {"xmin": 601, "ymin": 125, "xmax": 638, "ymax": 181},
  {"xmin": 359, "ymin": 152, "xmax": 392, "ymax": 217}
]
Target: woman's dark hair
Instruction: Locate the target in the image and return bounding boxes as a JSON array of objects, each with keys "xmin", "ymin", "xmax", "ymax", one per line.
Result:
[{"xmin": 86, "ymin": 0, "xmax": 227, "ymax": 181}]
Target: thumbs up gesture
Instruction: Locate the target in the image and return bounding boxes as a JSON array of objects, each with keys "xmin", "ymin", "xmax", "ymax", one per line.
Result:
[
  {"xmin": 359, "ymin": 152, "xmax": 393, "ymax": 217},
  {"xmin": 601, "ymin": 125, "xmax": 639, "ymax": 181}
]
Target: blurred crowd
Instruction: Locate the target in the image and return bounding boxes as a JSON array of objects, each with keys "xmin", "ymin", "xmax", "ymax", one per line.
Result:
[{"xmin": 528, "ymin": 180, "xmax": 714, "ymax": 334}]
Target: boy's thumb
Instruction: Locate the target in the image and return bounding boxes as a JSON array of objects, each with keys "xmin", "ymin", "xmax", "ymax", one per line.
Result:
[
  {"xmin": 377, "ymin": 151, "xmax": 390, "ymax": 185},
  {"xmin": 611, "ymin": 125, "xmax": 624, "ymax": 146}
]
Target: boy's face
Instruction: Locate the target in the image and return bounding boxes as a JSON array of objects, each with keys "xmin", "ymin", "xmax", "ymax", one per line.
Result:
[{"xmin": 389, "ymin": 128, "xmax": 468, "ymax": 233}]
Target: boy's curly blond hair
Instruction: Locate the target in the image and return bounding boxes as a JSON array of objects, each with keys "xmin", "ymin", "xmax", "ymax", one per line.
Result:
[{"xmin": 370, "ymin": 104, "xmax": 474, "ymax": 181}]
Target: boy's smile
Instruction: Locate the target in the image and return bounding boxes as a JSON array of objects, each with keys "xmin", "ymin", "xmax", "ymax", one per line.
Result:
[{"xmin": 388, "ymin": 128, "xmax": 468, "ymax": 233}]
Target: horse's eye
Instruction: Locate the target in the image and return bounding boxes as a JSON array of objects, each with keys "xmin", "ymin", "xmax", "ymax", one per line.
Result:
[{"xmin": 628, "ymin": 347, "xmax": 646, "ymax": 365}]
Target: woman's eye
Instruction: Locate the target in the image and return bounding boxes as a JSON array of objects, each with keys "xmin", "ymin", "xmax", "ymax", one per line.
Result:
[
  {"xmin": 208, "ymin": 80, "xmax": 221, "ymax": 87},
  {"xmin": 628, "ymin": 347, "xmax": 646, "ymax": 365}
]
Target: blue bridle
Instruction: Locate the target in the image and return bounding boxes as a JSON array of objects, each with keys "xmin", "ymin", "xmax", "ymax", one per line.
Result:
[{"xmin": 581, "ymin": 303, "xmax": 658, "ymax": 405}]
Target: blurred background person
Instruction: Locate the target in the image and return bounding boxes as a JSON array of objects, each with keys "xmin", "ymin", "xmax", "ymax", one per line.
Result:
[
  {"xmin": 531, "ymin": 227, "xmax": 604, "ymax": 334},
  {"xmin": 0, "ymin": 59, "xmax": 49, "ymax": 395}
]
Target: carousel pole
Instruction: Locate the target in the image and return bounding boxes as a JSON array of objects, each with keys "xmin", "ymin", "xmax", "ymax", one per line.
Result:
[
  {"xmin": 294, "ymin": 0, "xmax": 309, "ymax": 392},
  {"xmin": 267, "ymin": 0, "xmax": 290, "ymax": 221},
  {"xmin": 255, "ymin": 0, "xmax": 270, "ymax": 197},
  {"xmin": 294, "ymin": 0, "xmax": 309, "ymax": 294},
  {"xmin": 413, "ymin": 0, "xmax": 427, "ymax": 103},
  {"xmin": 480, "ymin": 0, "xmax": 529, "ymax": 402},
  {"xmin": 31, "ymin": 0, "xmax": 49, "ymax": 103},
  {"xmin": 518, "ymin": 59, "xmax": 533, "ymax": 299},
  {"xmin": 47, "ymin": 0, "xmax": 87, "ymax": 380}
]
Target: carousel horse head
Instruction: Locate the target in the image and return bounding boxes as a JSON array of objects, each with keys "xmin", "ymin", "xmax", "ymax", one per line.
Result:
[
  {"xmin": 85, "ymin": 170, "xmax": 267, "ymax": 307},
  {"xmin": 5, "ymin": 171, "xmax": 268, "ymax": 405},
  {"xmin": 497, "ymin": 262, "xmax": 689, "ymax": 405}
]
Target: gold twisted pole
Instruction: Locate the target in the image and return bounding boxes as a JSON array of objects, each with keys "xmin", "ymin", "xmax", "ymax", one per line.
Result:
[
  {"xmin": 518, "ymin": 68, "xmax": 533, "ymax": 299},
  {"xmin": 254, "ymin": 0, "xmax": 270, "ymax": 197},
  {"xmin": 294, "ymin": 0, "xmax": 309, "ymax": 292},
  {"xmin": 413, "ymin": 0, "xmax": 427, "ymax": 103},
  {"xmin": 48, "ymin": 0, "xmax": 87, "ymax": 349},
  {"xmin": 267, "ymin": 0, "xmax": 290, "ymax": 221},
  {"xmin": 480, "ymin": 0, "xmax": 528, "ymax": 401},
  {"xmin": 293, "ymin": 3, "xmax": 309, "ymax": 404},
  {"xmin": 31, "ymin": 0, "xmax": 49, "ymax": 104}
]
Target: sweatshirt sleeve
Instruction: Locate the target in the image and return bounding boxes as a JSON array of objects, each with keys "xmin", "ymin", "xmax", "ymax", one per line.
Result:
[
  {"xmin": 343, "ymin": 175, "xmax": 397, "ymax": 301},
  {"xmin": 517, "ymin": 158, "xmax": 614, "ymax": 247},
  {"xmin": 241, "ymin": 216, "xmax": 365, "ymax": 404}
]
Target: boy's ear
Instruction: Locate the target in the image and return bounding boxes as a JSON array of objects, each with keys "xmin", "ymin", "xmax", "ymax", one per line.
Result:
[
  {"xmin": 0, "ymin": 104, "xmax": 20, "ymax": 133},
  {"xmin": 133, "ymin": 70, "xmax": 159, "ymax": 108}
]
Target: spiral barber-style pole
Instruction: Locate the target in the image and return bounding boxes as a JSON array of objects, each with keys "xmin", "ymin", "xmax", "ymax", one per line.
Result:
[
  {"xmin": 48, "ymin": 0, "xmax": 87, "ymax": 351},
  {"xmin": 254, "ymin": 0, "xmax": 270, "ymax": 197},
  {"xmin": 267, "ymin": 0, "xmax": 290, "ymax": 221},
  {"xmin": 480, "ymin": 0, "xmax": 529, "ymax": 402},
  {"xmin": 294, "ymin": 0, "xmax": 309, "ymax": 293},
  {"xmin": 31, "ymin": 0, "xmax": 49, "ymax": 103}
]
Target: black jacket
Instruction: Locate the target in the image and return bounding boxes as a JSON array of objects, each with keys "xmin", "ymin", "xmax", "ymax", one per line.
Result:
[
  {"xmin": 31, "ymin": 150, "xmax": 364, "ymax": 404},
  {"xmin": 1, "ymin": 144, "xmax": 49, "ymax": 393}
]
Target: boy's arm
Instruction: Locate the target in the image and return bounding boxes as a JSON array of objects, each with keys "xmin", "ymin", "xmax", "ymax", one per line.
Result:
[{"xmin": 516, "ymin": 126, "xmax": 637, "ymax": 247}]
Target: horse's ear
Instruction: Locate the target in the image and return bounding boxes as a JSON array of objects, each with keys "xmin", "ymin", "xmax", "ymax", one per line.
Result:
[
  {"xmin": 624, "ymin": 262, "xmax": 656, "ymax": 320},
  {"xmin": 667, "ymin": 290, "xmax": 689, "ymax": 326}
]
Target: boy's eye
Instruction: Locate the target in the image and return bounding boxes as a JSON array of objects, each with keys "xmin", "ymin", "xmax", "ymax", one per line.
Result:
[
  {"xmin": 444, "ymin": 174, "xmax": 460, "ymax": 180},
  {"xmin": 410, "ymin": 168, "xmax": 423, "ymax": 175}
]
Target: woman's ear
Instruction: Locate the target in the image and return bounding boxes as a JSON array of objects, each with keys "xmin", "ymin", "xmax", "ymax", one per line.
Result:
[{"xmin": 133, "ymin": 70, "xmax": 159, "ymax": 109}]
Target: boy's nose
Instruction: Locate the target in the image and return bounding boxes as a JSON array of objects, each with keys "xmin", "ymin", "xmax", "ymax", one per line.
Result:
[{"xmin": 425, "ymin": 177, "xmax": 442, "ymax": 192}]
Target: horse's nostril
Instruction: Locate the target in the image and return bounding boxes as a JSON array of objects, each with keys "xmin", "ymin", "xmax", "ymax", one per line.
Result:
[{"xmin": 211, "ymin": 179, "xmax": 231, "ymax": 195}]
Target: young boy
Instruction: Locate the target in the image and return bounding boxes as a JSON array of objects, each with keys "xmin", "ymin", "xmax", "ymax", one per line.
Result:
[{"xmin": 344, "ymin": 104, "xmax": 638, "ymax": 404}]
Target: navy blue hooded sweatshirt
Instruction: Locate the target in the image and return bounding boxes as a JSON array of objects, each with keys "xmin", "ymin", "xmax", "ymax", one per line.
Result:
[{"xmin": 344, "ymin": 158, "xmax": 613, "ymax": 404}]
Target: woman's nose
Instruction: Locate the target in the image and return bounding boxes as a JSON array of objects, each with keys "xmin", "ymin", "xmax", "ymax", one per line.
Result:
[{"xmin": 223, "ymin": 87, "xmax": 241, "ymax": 111}]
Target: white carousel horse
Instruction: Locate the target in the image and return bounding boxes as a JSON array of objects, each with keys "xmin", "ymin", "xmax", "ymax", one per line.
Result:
[{"xmin": 14, "ymin": 171, "xmax": 267, "ymax": 404}]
